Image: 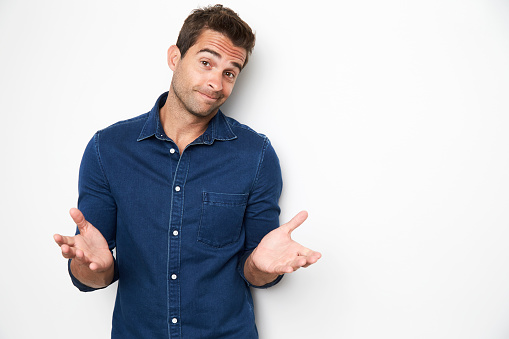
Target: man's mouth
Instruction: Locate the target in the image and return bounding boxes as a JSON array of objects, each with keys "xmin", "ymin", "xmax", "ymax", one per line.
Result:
[{"xmin": 198, "ymin": 91, "xmax": 221, "ymax": 101}]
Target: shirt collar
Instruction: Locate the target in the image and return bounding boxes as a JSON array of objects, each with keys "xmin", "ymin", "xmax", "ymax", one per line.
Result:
[{"xmin": 137, "ymin": 92, "xmax": 237, "ymax": 144}]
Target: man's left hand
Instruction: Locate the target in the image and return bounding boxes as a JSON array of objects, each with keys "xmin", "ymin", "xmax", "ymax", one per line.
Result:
[{"xmin": 244, "ymin": 211, "xmax": 322, "ymax": 286}]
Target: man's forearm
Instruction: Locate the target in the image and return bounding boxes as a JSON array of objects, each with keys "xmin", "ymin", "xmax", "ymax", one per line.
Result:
[{"xmin": 70, "ymin": 258, "xmax": 115, "ymax": 289}]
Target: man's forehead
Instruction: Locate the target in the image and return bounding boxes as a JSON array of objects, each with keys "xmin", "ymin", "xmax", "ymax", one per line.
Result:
[{"xmin": 193, "ymin": 30, "xmax": 247, "ymax": 66}]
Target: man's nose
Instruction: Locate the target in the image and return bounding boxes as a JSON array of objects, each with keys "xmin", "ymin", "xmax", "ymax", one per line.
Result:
[{"xmin": 207, "ymin": 70, "xmax": 223, "ymax": 91}]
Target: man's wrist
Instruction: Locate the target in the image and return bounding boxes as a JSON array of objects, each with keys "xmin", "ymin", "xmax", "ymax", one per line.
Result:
[
  {"xmin": 70, "ymin": 258, "xmax": 114, "ymax": 289},
  {"xmin": 244, "ymin": 251, "xmax": 279, "ymax": 287}
]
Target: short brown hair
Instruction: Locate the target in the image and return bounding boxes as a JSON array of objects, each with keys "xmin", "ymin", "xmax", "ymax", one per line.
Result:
[{"xmin": 176, "ymin": 4, "xmax": 256, "ymax": 68}]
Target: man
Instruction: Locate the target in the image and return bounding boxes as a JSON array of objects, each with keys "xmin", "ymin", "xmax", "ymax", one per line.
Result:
[{"xmin": 54, "ymin": 5, "xmax": 321, "ymax": 338}]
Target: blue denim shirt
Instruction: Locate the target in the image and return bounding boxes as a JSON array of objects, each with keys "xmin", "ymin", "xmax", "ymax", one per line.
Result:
[{"xmin": 69, "ymin": 92, "xmax": 283, "ymax": 338}]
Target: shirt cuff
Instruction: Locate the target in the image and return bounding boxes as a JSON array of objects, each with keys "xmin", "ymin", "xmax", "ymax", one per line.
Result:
[{"xmin": 237, "ymin": 250, "xmax": 284, "ymax": 289}]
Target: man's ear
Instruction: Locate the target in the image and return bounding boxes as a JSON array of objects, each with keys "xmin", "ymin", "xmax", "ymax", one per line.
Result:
[{"xmin": 167, "ymin": 45, "xmax": 181, "ymax": 71}]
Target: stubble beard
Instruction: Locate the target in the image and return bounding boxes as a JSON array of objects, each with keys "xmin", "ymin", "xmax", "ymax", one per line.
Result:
[{"xmin": 170, "ymin": 76, "xmax": 223, "ymax": 119}]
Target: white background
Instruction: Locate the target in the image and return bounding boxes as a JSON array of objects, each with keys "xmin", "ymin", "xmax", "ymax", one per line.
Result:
[{"xmin": 1, "ymin": 1, "xmax": 509, "ymax": 338}]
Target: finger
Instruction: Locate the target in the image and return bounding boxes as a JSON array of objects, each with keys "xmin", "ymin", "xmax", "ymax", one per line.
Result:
[
  {"xmin": 69, "ymin": 208, "xmax": 88, "ymax": 233},
  {"xmin": 89, "ymin": 259, "xmax": 110, "ymax": 272},
  {"xmin": 89, "ymin": 262, "xmax": 101, "ymax": 271},
  {"xmin": 311, "ymin": 251, "xmax": 322, "ymax": 260},
  {"xmin": 75, "ymin": 248, "xmax": 84, "ymax": 259},
  {"xmin": 54, "ymin": 234, "xmax": 75, "ymax": 247},
  {"xmin": 281, "ymin": 210, "xmax": 308, "ymax": 233},
  {"xmin": 303, "ymin": 254, "xmax": 322, "ymax": 267},
  {"xmin": 274, "ymin": 264, "xmax": 295, "ymax": 274},
  {"xmin": 74, "ymin": 249, "xmax": 90, "ymax": 265},
  {"xmin": 300, "ymin": 252, "xmax": 322, "ymax": 268},
  {"xmin": 298, "ymin": 249, "xmax": 321, "ymax": 259},
  {"xmin": 293, "ymin": 256, "xmax": 309, "ymax": 269},
  {"xmin": 61, "ymin": 244, "xmax": 77, "ymax": 259},
  {"xmin": 53, "ymin": 234, "xmax": 62, "ymax": 244},
  {"xmin": 274, "ymin": 258, "xmax": 306, "ymax": 274},
  {"xmin": 297, "ymin": 246, "xmax": 313, "ymax": 257}
]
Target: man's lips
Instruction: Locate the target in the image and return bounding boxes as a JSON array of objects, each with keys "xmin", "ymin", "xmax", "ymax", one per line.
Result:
[{"xmin": 197, "ymin": 91, "xmax": 221, "ymax": 101}]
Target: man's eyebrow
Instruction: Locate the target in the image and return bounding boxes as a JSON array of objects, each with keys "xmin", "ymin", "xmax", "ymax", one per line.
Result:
[
  {"xmin": 198, "ymin": 48, "xmax": 243, "ymax": 71},
  {"xmin": 198, "ymin": 48, "xmax": 221, "ymax": 59}
]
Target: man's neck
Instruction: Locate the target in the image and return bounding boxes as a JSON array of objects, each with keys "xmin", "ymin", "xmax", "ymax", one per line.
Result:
[{"xmin": 159, "ymin": 90, "xmax": 216, "ymax": 153}]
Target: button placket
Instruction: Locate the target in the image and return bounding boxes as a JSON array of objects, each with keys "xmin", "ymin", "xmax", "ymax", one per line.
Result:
[{"xmin": 168, "ymin": 150, "xmax": 189, "ymax": 337}]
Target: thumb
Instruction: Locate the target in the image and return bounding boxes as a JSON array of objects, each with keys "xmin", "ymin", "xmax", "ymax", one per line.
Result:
[
  {"xmin": 69, "ymin": 208, "xmax": 88, "ymax": 233},
  {"xmin": 281, "ymin": 210, "xmax": 308, "ymax": 233}
]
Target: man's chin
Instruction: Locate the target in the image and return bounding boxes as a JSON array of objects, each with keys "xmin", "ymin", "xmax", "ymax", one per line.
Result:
[{"xmin": 188, "ymin": 107, "xmax": 219, "ymax": 119}]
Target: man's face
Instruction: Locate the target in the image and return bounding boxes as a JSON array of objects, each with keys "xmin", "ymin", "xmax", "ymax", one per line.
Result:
[{"xmin": 169, "ymin": 29, "xmax": 247, "ymax": 118}]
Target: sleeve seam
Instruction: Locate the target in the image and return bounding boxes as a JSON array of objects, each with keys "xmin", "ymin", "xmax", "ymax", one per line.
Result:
[
  {"xmin": 93, "ymin": 132, "xmax": 113, "ymax": 192},
  {"xmin": 248, "ymin": 136, "xmax": 269, "ymax": 195}
]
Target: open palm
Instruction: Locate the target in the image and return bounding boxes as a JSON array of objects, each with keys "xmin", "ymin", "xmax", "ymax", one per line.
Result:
[
  {"xmin": 250, "ymin": 211, "xmax": 322, "ymax": 275},
  {"xmin": 54, "ymin": 208, "xmax": 113, "ymax": 272}
]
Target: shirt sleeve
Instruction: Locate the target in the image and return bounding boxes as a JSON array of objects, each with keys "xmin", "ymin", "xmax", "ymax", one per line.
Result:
[
  {"xmin": 68, "ymin": 132, "xmax": 119, "ymax": 292},
  {"xmin": 238, "ymin": 137, "xmax": 284, "ymax": 288}
]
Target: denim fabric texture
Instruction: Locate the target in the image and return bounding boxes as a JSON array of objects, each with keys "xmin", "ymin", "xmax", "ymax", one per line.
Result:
[{"xmin": 68, "ymin": 92, "xmax": 283, "ymax": 338}]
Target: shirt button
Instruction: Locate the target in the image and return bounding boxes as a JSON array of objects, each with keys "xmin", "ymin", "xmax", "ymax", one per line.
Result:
[
  {"xmin": 173, "ymin": 230, "xmax": 179, "ymax": 236},
  {"xmin": 172, "ymin": 318, "xmax": 178, "ymax": 324},
  {"xmin": 171, "ymin": 274, "xmax": 177, "ymax": 280},
  {"xmin": 175, "ymin": 186, "xmax": 181, "ymax": 192},
  {"xmin": 170, "ymin": 148, "xmax": 175, "ymax": 154}
]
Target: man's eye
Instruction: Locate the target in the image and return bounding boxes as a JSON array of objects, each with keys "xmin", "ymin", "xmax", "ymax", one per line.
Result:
[
  {"xmin": 225, "ymin": 72, "xmax": 235, "ymax": 79},
  {"xmin": 201, "ymin": 61, "xmax": 210, "ymax": 66}
]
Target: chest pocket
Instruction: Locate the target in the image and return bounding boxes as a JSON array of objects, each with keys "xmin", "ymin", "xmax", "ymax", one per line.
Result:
[{"xmin": 198, "ymin": 192, "xmax": 249, "ymax": 248}]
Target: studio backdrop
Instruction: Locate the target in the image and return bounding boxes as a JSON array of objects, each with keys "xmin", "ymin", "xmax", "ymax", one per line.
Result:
[{"xmin": 1, "ymin": 1, "xmax": 509, "ymax": 338}]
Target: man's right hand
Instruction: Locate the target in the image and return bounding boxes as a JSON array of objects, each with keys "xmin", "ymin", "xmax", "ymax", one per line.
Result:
[{"xmin": 54, "ymin": 208, "xmax": 114, "ymax": 288}]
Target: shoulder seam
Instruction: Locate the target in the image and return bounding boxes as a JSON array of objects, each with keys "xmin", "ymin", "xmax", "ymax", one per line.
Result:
[
  {"xmin": 98, "ymin": 113, "xmax": 149, "ymax": 133},
  {"xmin": 93, "ymin": 132, "xmax": 113, "ymax": 191}
]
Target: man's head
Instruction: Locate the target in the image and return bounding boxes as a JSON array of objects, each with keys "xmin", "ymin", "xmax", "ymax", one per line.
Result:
[
  {"xmin": 165, "ymin": 5, "xmax": 255, "ymax": 119},
  {"xmin": 176, "ymin": 4, "xmax": 255, "ymax": 69}
]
